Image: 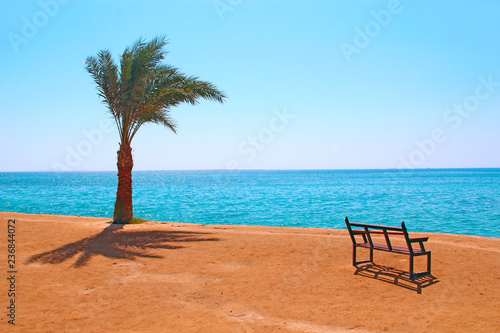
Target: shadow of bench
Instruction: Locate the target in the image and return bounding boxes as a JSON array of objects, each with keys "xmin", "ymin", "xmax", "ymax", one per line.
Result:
[{"xmin": 354, "ymin": 263, "xmax": 439, "ymax": 294}]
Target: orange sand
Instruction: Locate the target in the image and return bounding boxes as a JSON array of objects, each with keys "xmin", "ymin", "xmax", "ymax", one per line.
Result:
[{"xmin": 1, "ymin": 212, "xmax": 499, "ymax": 332}]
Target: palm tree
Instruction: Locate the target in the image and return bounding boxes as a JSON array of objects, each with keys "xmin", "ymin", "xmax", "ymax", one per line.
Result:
[{"xmin": 85, "ymin": 36, "xmax": 226, "ymax": 224}]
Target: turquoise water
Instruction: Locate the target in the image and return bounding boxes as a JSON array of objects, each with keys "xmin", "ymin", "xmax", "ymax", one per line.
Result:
[{"xmin": 1, "ymin": 169, "xmax": 499, "ymax": 238}]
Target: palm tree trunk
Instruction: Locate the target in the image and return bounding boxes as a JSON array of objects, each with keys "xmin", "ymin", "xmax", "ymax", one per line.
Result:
[{"xmin": 113, "ymin": 143, "xmax": 134, "ymax": 224}]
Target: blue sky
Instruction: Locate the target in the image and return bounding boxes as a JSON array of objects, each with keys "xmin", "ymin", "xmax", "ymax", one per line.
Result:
[{"xmin": 1, "ymin": 0, "xmax": 499, "ymax": 171}]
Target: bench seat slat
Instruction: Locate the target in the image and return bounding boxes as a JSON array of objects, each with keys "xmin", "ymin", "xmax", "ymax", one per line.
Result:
[{"xmin": 356, "ymin": 242, "xmax": 426, "ymax": 254}]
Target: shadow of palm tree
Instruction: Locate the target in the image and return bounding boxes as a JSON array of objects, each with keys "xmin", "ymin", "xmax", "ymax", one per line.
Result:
[{"xmin": 26, "ymin": 224, "xmax": 220, "ymax": 268}]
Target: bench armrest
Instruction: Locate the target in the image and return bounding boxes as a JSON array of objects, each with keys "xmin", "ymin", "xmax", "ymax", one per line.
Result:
[
  {"xmin": 410, "ymin": 237, "xmax": 429, "ymax": 242},
  {"xmin": 409, "ymin": 237, "xmax": 429, "ymax": 253}
]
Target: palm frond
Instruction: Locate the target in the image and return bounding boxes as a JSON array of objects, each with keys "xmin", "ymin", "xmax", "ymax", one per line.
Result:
[
  {"xmin": 86, "ymin": 36, "xmax": 226, "ymax": 146},
  {"xmin": 85, "ymin": 50, "xmax": 121, "ymax": 132}
]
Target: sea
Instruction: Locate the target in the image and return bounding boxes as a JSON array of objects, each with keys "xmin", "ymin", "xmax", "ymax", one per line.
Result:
[{"xmin": 1, "ymin": 169, "xmax": 499, "ymax": 238}]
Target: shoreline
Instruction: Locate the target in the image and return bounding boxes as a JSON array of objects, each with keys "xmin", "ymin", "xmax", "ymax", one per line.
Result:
[
  {"xmin": 2, "ymin": 211, "xmax": 498, "ymax": 240},
  {"xmin": 1, "ymin": 212, "xmax": 499, "ymax": 332}
]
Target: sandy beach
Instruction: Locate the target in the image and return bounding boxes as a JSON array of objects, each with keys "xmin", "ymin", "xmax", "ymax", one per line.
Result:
[{"xmin": 1, "ymin": 212, "xmax": 498, "ymax": 332}]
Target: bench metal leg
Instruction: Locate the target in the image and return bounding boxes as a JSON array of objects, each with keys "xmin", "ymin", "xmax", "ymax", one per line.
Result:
[
  {"xmin": 427, "ymin": 252, "xmax": 431, "ymax": 274},
  {"xmin": 410, "ymin": 253, "xmax": 432, "ymax": 280},
  {"xmin": 353, "ymin": 245, "xmax": 374, "ymax": 266},
  {"xmin": 410, "ymin": 255, "xmax": 414, "ymax": 279}
]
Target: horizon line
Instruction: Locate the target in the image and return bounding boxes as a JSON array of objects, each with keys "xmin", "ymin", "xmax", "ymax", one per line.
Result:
[{"xmin": 1, "ymin": 167, "xmax": 500, "ymax": 173}]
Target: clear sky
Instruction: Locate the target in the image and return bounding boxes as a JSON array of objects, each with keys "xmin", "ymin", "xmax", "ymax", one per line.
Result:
[{"xmin": 1, "ymin": 0, "xmax": 499, "ymax": 171}]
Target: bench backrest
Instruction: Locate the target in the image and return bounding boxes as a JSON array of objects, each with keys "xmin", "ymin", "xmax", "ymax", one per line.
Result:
[{"xmin": 345, "ymin": 217, "xmax": 415, "ymax": 253}]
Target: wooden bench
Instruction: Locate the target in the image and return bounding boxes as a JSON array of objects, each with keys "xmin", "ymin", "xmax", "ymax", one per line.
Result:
[{"xmin": 345, "ymin": 217, "xmax": 431, "ymax": 279}]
